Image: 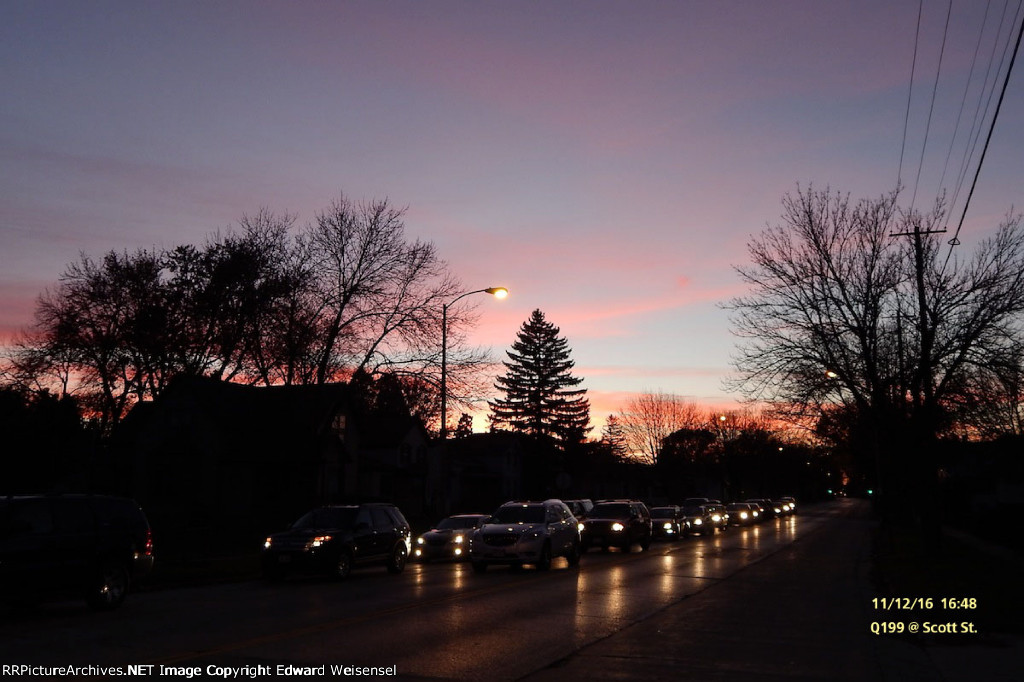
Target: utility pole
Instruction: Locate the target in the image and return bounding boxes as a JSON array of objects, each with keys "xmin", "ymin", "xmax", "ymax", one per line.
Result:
[
  {"xmin": 890, "ymin": 219, "xmax": 946, "ymax": 554},
  {"xmin": 890, "ymin": 219, "xmax": 945, "ymax": 414}
]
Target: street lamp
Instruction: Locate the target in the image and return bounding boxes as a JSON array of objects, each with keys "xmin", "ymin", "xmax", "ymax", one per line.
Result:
[{"xmin": 440, "ymin": 286, "xmax": 508, "ymax": 440}]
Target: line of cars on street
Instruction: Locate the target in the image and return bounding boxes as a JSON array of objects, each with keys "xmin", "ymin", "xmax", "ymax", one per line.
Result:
[
  {"xmin": 259, "ymin": 495, "xmax": 798, "ymax": 581},
  {"xmin": 1, "ymin": 493, "xmax": 798, "ymax": 610}
]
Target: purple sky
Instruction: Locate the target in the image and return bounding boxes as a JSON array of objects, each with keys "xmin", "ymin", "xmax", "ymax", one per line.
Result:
[{"xmin": 2, "ymin": 1, "xmax": 1022, "ymax": 429}]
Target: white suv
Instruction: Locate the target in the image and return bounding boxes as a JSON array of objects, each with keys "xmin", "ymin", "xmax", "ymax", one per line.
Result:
[{"xmin": 468, "ymin": 500, "xmax": 581, "ymax": 572}]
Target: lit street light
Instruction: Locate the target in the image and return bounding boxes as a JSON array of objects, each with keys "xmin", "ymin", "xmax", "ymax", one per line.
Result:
[{"xmin": 440, "ymin": 286, "xmax": 508, "ymax": 440}]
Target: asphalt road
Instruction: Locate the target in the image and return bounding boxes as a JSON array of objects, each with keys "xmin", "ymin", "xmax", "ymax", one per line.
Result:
[{"xmin": 0, "ymin": 505, "xmax": 840, "ymax": 680}]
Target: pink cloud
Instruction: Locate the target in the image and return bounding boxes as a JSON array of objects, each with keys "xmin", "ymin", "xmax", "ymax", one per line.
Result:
[{"xmin": 0, "ymin": 280, "xmax": 46, "ymax": 344}]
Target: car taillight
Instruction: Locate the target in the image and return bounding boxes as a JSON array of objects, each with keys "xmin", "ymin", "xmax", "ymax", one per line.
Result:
[{"xmin": 144, "ymin": 529, "xmax": 154, "ymax": 556}]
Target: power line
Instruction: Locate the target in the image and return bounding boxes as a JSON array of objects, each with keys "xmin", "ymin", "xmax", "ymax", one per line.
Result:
[
  {"xmin": 909, "ymin": 0, "xmax": 954, "ymax": 213},
  {"xmin": 936, "ymin": 0, "xmax": 992, "ymax": 200},
  {"xmin": 947, "ymin": 0, "xmax": 1021, "ymax": 229},
  {"xmin": 897, "ymin": 0, "xmax": 925, "ymax": 190},
  {"xmin": 943, "ymin": 2, "xmax": 1024, "ymax": 271}
]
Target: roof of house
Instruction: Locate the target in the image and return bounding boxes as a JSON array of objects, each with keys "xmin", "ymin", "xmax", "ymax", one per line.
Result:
[{"xmin": 117, "ymin": 374, "xmax": 424, "ymax": 453}]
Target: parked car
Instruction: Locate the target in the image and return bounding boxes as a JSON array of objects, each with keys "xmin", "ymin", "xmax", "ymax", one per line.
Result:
[
  {"xmin": 705, "ymin": 502, "xmax": 730, "ymax": 531},
  {"xmin": 649, "ymin": 505, "xmax": 687, "ymax": 540},
  {"xmin": 746, "ymin": 498, "xmax": 781, "ymax": 520},
  {"xmin": 681, "ymin": 505, "xmax": 715, "ymax": 535},
  {"xmin": 262, "ymin": 503, "xmax": 411, "ymax": 580},
  {"xmin": 580, "ymin": 500, "xmax": 652, "ymax": 552},
  {"xmin": 744, "ymin": 500, "xmax": 768, "ymax": 522},
  {"xmin": 562, "ymin": 499, "xmax": 594, "ymax": 527},
  {"xmin": 468, "ymin": 500, "xmax": 581, "ymax": 572},
  {"xmin": 413, "ymin": 514, "xmax": 488, "ymax": 562},
  {"xmin": 725, "ymin": 502, "xmax": 756, "ymax": 526},
  {"xmin": 0, "ymin": 494, "xmax": 154, "ymax": 610}
]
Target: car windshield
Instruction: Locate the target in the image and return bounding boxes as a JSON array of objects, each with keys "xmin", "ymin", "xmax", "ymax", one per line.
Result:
[
  {"xmin": 591, "ymin": 503, "xmax": 630, "ymax": 519},
  {"xmin": 683, "ymin": 506, "xmax": 704, "ymax": 515},
  {"xmin": 650, "ymin": 508, "xmax": 675, "ymax": 518},
  {"xmin": 491, "ymin": 505, "xmax": 546, "ymax": 524},
  {"xmin": 437, "ymin": 517, "xmax": 480, "ymax": 530},
  {"xmin": 291, "ymin": 507, "xmax": 357, "ymax": 530},
  {"xmin": 726, "ymin": 504, "xmax": 746, "ymax": 511}
]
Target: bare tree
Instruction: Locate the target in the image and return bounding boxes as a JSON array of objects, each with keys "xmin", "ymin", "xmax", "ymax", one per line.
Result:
[
  {"xmin": 13, "ymin": 249, "xmax": 168, "ymax": 433},
  {"xmin": 617, "ymin": 392, "xmax": 707, "ymax": 464},
  {"xmin": 727, "ymin": 186, "xmax": 1024, "ymax": 519},
  {"xmin": 945, "ymin": 346, "xmax": 1024, "ymax": 438},
  {"xmin": 5, "ymin": 194, "xmax": 489, "ymax": 436},
  {"xmin": 164, "ymin": 208, "xmax": 299, "ymax": 384},
  {"xmin": 299, "ymin": 195, "xmax": 469, "ymax": 386}
]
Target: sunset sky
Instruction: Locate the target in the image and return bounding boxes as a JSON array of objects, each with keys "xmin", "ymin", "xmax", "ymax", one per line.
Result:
[{"xmin": 2, "ymin": 1, "xmax": 1022, "ymax": 430}]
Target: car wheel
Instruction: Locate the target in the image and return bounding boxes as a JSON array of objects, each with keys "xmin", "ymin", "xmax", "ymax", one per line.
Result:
[
  {"xmin": 471, "ymin": 561, "xmax": 488, "ymax": 573},
  {"xmin": 567, "ymin": 540, "xmax": 581, "ymax": 567},
  {"xmin": 334, "ymin": 551, "xmax": 353, "ymax": 580},
  {"xmin": 536, "ymin": 543, "xmax": 552, "ymax": 571},
  {"xmin": 87, "ymin": 562, "xmax": 129, "ymax": 610},
  {"xmin": 641, "ymin": 536, "xmax": 651, "ymax": 551},
  {"xmin": 386, "ymin": 544, "xmax": 407, "ymax": 574}
]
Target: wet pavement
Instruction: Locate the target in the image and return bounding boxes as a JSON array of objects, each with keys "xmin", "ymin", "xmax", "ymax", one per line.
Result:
[{"xmin": 520, "ymin": 499, "xmax": 1024, "ymax": 682}]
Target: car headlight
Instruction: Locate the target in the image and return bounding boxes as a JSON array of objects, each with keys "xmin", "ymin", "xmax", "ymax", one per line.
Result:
[
  {"xmin": 417, "ymin": 537, "xmax": 425, "ymax": 545},
  {"xmin": 693, "ymin": 518, "xmax": 703, "ymax": 525},
  {"xmin": 712, "ymin": 514, "xmax": 721, "ymax": 522},
  {"xmin": 578, "ymin": 522, "xmax": 585, "ymax": 532},
  {"xmin": 663, "ymin": 522, "xmax": 673, "ymax": 530},
  {"xmin": 264, "ymin": 537, "xmax": 273, "ymax": 549},
  {"xmin": 310, "ymin": 535, "xmax": 331, "ymax": 548},
  {"xmin": 740, "ymin": 512, "xmax": 748, "ymax": 519},
  {"xmin": 611, "ymin": 522, "xmax": 625, "ymax": 532},
  {"xmin": 453, "ymin": 535, "xmax": 464, "ymax": 544}
]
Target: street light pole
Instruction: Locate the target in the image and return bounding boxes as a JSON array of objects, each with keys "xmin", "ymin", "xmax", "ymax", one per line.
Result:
[
  {"xmin": 717, "ymin": 414, "xmax": 729, "ymax": 501},
  {"xmin": 440, "ymin": 286, "xmax": 507, "ymax": 440}
]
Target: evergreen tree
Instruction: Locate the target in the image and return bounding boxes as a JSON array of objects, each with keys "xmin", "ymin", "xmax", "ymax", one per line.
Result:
[
  {"xmin": 490, "ymin": 309, "xmax": 590, "ymax": 445},
  {"xmin": 454, "ymin": 412, "xmax": 474, "ymax": 438},
  {"xmin": 600, "ymin": 414, "xmax": 629, "ymax": 460}
]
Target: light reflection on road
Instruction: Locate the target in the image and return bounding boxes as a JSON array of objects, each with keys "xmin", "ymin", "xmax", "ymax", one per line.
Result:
[
  {"xmin": 0, "ymin": 503, "xmax": 832, "ymax": 681},
  {"xmin": 658, "ymin": 553, "xmax": 678, "ymax": 596}
]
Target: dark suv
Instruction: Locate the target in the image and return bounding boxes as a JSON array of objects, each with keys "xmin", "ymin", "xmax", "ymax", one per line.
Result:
[
  {"xmin": 0, "ymin": 494, "xmax": 155, "ymax": 610},
  {"xmin": 580, "ymin": 500, "xmax": 652, "ymax": 552},
  {"xmin": 262, "ymin": 503, "xmax": 411, "ymax": 580}
]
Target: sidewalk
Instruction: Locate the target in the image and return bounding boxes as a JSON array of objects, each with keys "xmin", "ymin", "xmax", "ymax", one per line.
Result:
[{"xmin": 520, "ymin": 500, "xmax": 1024, "ymax": 682}]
